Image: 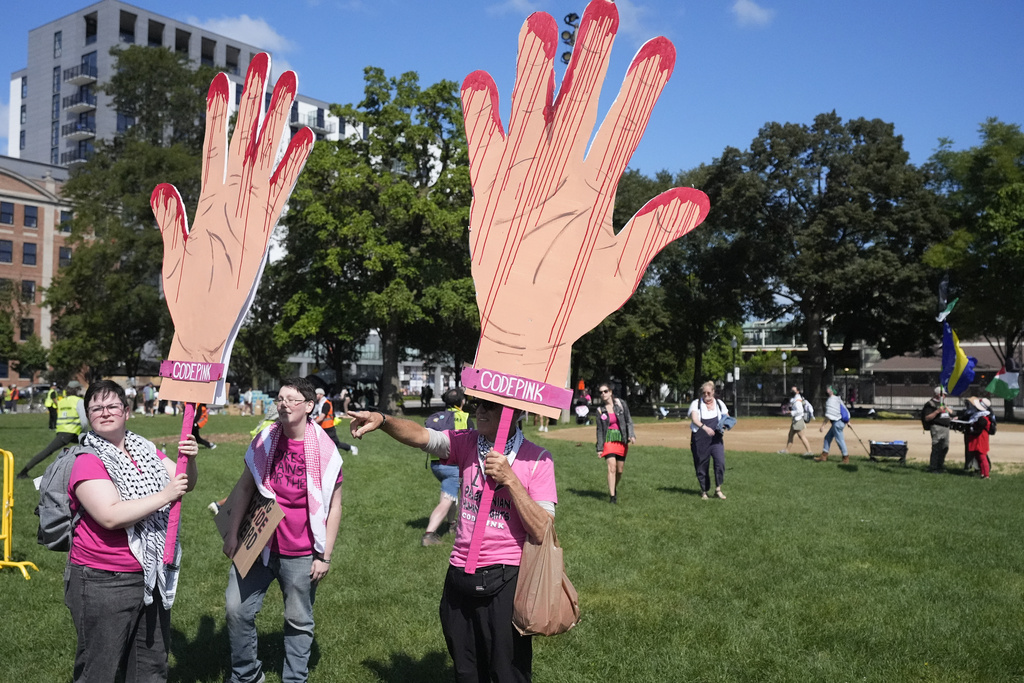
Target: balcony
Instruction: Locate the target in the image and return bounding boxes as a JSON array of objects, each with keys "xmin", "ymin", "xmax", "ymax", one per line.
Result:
[
  {"xmin": 302, "ymin": 112, "xmax": 336, "ymax": 134},
  {"xmin": 61, "ymin": 121, "xmax": 96, "ymax": 141},
  {"xmin": 60, "ymin": 149, "xmax": 92, "ymax": 165},
  {"xmin": 63, "ymin": 92, "xmax": 96, "ymax": 114},
  {"xmin": 63, "ymin": 64, "xmax": 98, "ymax": 86}
]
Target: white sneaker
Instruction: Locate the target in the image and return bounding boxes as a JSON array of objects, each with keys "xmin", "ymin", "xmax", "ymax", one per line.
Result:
[
  {"xmin": 350, "ymin": 445, "xmax": 359, "ymax": 455},
  {"xmin": 207, "ymin": 501, "xmax": 220, "ymax": 514}
]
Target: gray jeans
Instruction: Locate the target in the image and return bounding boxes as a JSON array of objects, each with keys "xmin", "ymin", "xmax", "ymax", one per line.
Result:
[
  {"xmin": 64, "ymin": 563, "xmax": 170, "ymax": 682},
  {"xmin": 929, "ymin": 426, "xmax": 950, "ymax": 470},
  {"xmin": 226, "ymin": 553, "xmax": 317, "ymax": 683}
]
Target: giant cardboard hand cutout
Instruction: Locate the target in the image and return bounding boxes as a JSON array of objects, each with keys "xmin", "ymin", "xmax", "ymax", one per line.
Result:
[
  {"xmin": 151, "ymin": 54, "xmax": 313, "ymax": 405},
  {"xmin": 150, "ymin": 54, "xmax": 313, "ymax": 563},
  {"xmin": 459, "ymin": 0, "xmax": 709, "ymax": 418}
]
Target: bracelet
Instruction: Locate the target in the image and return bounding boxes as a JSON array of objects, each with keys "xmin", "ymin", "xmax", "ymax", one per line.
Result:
[
  {"xmin": 317, "ymin": 556, "xmax": 331, "ymax": 564},
  {"xmin": 377, "ymin": 411, "xmax": 388, "ymax": 426}
]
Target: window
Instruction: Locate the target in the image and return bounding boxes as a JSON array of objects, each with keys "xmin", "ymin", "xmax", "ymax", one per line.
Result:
[
  {"xmin": 60, "ymin": 211, "xmax": 72, "ymax": 232},
  {"xmin": 59, "ymin": 247, "xmax": 72, "ymax": 268},
  {"xmin": 116, "ymin": 112, "xmax": 135, "ymax": 133},
  {"xmin": 23, "ymin": 243, "xmax": 37, "ymax": 266},
  {"xmin": 24, "ymin": 206, "xmax": 37, "ymax": 228},
  {"xmin": 0, "ymin": 241, "xmax": 11, "ymax": 263},
  {"xmin": 54, "ymin": 31, "xmax": 62, "ymax": 58},
  {"xmin": 85, "ymin": 13, "xmax": 98, "ymax": 45},
  {"xmin": 20, "ymin": 105, "xmax": 26, "ymax": 124},
  {"xmin": 226, "ymin": 45, "xmax": 240, "ymax": 75},
  {"xmin": 53, "ymin": 66, "xmax": 60, "ymax": 93},
  {"xmin": 81, "ymin": 51, "xmax": 97, "ymax": 76},
  {"xmin": 21, "ymin": 76, "xmax": 27, "ymax": 99},
  {"xmin": 175, "ymin": 28, "xmax": 190, "ymax": 55},
  {"xmin": 0, "ymin": 203, "xmax": 13, "ymax": 225},
  {"xmin": 148, "ymin": 20, "xmax": 165, "ymax": 48},
  {"xmin": 201, "ymin": 37, "xmax": 216, "ymax": 67},
  {"xmin": 19, "ymin": 131, "xmax": 25, "ymax": 151},
  {"xmin": 235, "ymin": 82, "xmax": 243, "ymax": 106},
  {"xmin": 52, "ymin": 94, "xmax": 60, "ymax": 120},
  {"xmin": 291, "ymin": 101, "xmax": 299, "ymax": 124},
  {"xmin": 51, "ymin": 148, "xmax": 59, "ymax": 165},
  {"xmin": 0, "ymin": 362, "xmax": 8, "ymax": 380},
  {"xmin": 20, "ymin": 318, "xmax": 34, "ymax": 341},
  {"xmin": 120, "ymin": 11, "xmax": 137, "ymax": 44},
  {"xmin": 52, "ymin": 121, "xmax": 59, "ymax": 147},
  {"xmin": 0, "ymin": 279, "xmax": 9, "ymax": 294},
  {"xmin": 21, "ymin": 280, "xmax": 35, "ymax": 303}
]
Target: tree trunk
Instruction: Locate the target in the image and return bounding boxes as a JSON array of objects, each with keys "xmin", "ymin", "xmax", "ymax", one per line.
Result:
[
  {"xmin": 804, "ymin": 310, "xmax": 825, "ymax": 407},
  {"xmin": 379, "ymin": 322, "xmax": 403, "ymax": 415}
]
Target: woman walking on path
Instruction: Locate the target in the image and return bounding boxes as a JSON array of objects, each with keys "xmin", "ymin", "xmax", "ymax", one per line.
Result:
[
  {"xmin": 816, "ymin": 386, "xmax": 850, "ymax": 463},
  {"xmin": 689, "ymin": 381, "xmax": 729, "ymax": 500},
  {"xmin": 596, "ymin": 383, "xmax": 635, "ymax": 504}
]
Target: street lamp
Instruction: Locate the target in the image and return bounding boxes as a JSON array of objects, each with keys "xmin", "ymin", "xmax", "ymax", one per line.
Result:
[
  {"xmin": 561, "ymin": 12, "xmax": 580, "ymax": 64},
  {"xmin": 730, "ymin": 336, "xmax": 738, "ymax": 414},
  {"xmin": 781, "ymin": 351, "xmax": 787, "ymax": 396}
]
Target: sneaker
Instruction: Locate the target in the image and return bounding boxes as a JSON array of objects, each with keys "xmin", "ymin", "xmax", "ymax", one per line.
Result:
[
  {"xmin": 776, "ymin": 449, "xmax": 788, "ymax": 454},
  {"xmin": 610, "ymin": 494, "xmax": 617, "ymax": 504},
  {"xmin": 15, "ymin": 471, "xmax": 29, "ymax": 480},
  {"xmin": 208, "ymin": 443, "xmax": 217, "ymax": 450},
  {"xmin": 207, "ymin": 501, "xmax": 220, "ymax": 515},
  {"xmin": 421, "ymin": 532, "xmax": 442, "ymax": 546},
  {"xmin": 350, "ymin": 445, "xmax": 359, "ymax": 455}
]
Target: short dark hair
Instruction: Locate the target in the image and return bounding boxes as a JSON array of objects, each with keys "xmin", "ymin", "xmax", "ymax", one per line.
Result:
[
  {"xmin": 443, "ymin": 387, "xmax": 465, "ymax": 408},
  {"xmin": 280, "ymin": 377, "xmax": 317, "ymax": 403},
  {"xmin": 85, "ymin": 380, "xmax": 128, "ymax": 410}
]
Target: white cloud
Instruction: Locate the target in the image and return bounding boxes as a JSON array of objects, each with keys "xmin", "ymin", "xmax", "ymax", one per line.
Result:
[
  {"xmin": 186, "ymin": 14, "xmax": 297, "ymax": 78},
  {"xmin": 486, "ymin": 0, "xmax": 542, "ymax": 17},
  {"xmin": 731, "ymin": 0, "xmax": 775, "ymax": 27},
  {"xmin": 613, "ymin": 0, "xmax": 657, "ymax": 45}
]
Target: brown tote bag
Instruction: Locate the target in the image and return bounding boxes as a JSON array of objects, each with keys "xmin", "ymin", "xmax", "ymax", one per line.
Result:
[{"xmin": 512, "ymin": 521, "xmax": 581, "ymax": 636}]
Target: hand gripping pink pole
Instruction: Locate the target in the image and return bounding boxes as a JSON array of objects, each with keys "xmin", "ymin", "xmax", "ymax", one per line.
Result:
[
  {"xmin": 463, "ymin": 406, "xmax": 515, "ymax": 574},
  {"xmin": 163, "ymin": 402, "xmax": 195, "ymax": 564}
]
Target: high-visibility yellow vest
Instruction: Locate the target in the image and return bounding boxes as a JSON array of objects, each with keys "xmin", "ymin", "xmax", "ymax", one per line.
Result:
[
  {"xmin": 56, "ymin": 396, "xmax": 84, "ymax": 435},
  {"xmin": 44, "ymin": 389, "xmax": 57, "ymax": 409}
]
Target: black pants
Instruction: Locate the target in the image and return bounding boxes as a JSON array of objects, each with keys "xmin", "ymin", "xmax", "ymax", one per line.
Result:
[
  {"xmin": 21, "ymin": 431, "xmax": 78, "ymax": 475},
  {"xmin": 48, "ymin": 407, "xmax": 58, "ymax": 430},
  {"xmin": 440, "ymin": 564, "xmax": 532, "ymax": 682},
  {"xmin": 323, "ymin": 426, "xmax": 353, "ymax": 452},
  {"xmin": 191, "ymin": 423, "xmax": 213, "ymax": 449}
]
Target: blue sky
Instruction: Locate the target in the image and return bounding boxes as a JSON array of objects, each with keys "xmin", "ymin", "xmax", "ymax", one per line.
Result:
[{"xmin": 3, "ymin": 0, "xmax": 1022, "ymax": 175}]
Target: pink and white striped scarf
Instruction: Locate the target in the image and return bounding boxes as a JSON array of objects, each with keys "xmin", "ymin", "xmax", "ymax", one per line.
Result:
[{"xmin": 244, "ymin": 420, "xmax": 343, "ymax": 558}]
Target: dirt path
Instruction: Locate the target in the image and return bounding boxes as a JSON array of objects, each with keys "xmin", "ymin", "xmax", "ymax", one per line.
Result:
[{"xmin": 545, "ymin": 417, "xmax": 1024, "ymax": 465}]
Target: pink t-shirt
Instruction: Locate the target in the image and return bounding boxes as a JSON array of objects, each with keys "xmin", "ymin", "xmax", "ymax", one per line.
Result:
[
  {"xmin": 443, "ymin": 430, "xmax": 557, "ymax": 568},
  {"xmin": 68, "ymin": 449, "xmax": 167, "ymax": 572},
  {"xmin": 268, "ymin": 437, "xmax": 343, "ymax": 556}
]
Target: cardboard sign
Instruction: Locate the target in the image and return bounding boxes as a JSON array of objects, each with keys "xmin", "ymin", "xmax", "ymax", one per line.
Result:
[
  {"xmin": 460, "ymin": 0, "xmax": 709, "ymax": 417},
  {"xmin": 151, "ymin": 53, "xmax": 314, "ymax": 405},
  {"xmin": 214, "ymin": 480, "xmax": 284, "ymax": 578}
]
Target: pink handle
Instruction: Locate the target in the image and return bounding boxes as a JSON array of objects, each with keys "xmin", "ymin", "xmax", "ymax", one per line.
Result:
[
  {"xmin": 464, "ymin": 406, "xmax": 514, "ymax": 574},
  {"xmin": 163, "ymin": 402, "xmax": 195, "ymax": 564}
]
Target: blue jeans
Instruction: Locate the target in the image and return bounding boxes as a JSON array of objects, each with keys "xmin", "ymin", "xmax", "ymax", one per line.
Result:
[
  {"xmin": 822, "ymin": 420, "xmax": 848, "ymax": 456},
  {"xmin": 226, "ymin": 554, "xmax": 316, "ymax": 683}
]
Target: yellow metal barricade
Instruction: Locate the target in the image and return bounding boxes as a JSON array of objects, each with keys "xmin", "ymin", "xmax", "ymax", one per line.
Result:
[{"xmin": 0, "ymin": 449, "xmax": 39, "ymax": 579}]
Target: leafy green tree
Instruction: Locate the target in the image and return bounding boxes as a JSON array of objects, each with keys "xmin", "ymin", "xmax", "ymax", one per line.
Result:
[
  {"xmin": 45, "ymin": 47, "xmax": 215, "ymax": 380},
  {"xmin": 715, "ymin": 112, "xmax": 945, "ymax": 404},
  {"xmin": 231, "ymin": 272, "xmax": 290, "ymax": 392},
  {"xmin": 925, "ymin": 118, "xmax": 1024, "ymax": 418},
  {"xmin": 12, "ymin": 334, "xmax": 49, "ymax": 381},
  {"xmin": 278, "ymin": 68, "xmax": 471, "ymax": 412}
]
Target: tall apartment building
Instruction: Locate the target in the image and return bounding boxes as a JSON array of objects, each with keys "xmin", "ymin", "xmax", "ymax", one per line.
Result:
[
  {"xmin": 0, "ymin": 155, "xmax": 71, "ymax": 383},
  {"xmin": 8, "ymin": 0, "xmax": 348, "ymax": 166}
]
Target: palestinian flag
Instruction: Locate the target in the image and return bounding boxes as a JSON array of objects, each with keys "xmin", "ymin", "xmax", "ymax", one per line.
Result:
[{"xmin": 986, "ymin": 365, "xmax": 1020, "ymax": 400}]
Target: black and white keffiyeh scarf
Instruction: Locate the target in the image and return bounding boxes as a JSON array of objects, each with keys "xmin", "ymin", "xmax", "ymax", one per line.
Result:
[
  {"xmin": 476, "ymin": 427, "xmax": 525, "ymax": 464},
  {"xmin": 82, "ymin": 430, "xmax": 180, "ymax": 609}
]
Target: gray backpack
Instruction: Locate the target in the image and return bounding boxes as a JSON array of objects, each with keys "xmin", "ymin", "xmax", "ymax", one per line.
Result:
[{"xmin": 35, "ymin": 445, "xmax": 89, "ymax": 551}]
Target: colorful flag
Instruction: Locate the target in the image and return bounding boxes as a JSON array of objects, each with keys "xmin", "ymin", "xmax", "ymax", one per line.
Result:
[
  {"xmin": 940, "ymin": 322, "xmax": 976, "ymax": 396},
  {"xmin": 936, "ymin": 298, "xmax": 958, "ymax": 323},
  {"xmin": 985, "ymin": 365, "xmax": 1020, "ymax": 400}
]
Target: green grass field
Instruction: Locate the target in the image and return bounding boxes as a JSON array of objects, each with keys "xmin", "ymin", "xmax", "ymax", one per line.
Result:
[{"xmin": 1, "ymin": 412, "xmax": 1022, "ymax": 682}]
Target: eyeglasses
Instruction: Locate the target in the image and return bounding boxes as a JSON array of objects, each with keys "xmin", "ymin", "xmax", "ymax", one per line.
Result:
[
  {"xmin": 702, "ymin": 391, "xmax": 714, "ymax": 396},
  {"xmin": 600, "ymin": 389, "xmax": 611, "ymax": 394},
  {"xmin": 88, "ymin": 403, "xmax": 126, "ymax": 416},
  {"xmin": 275, "ymin": 397, "xmax": 309, "ymax": 406}
]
